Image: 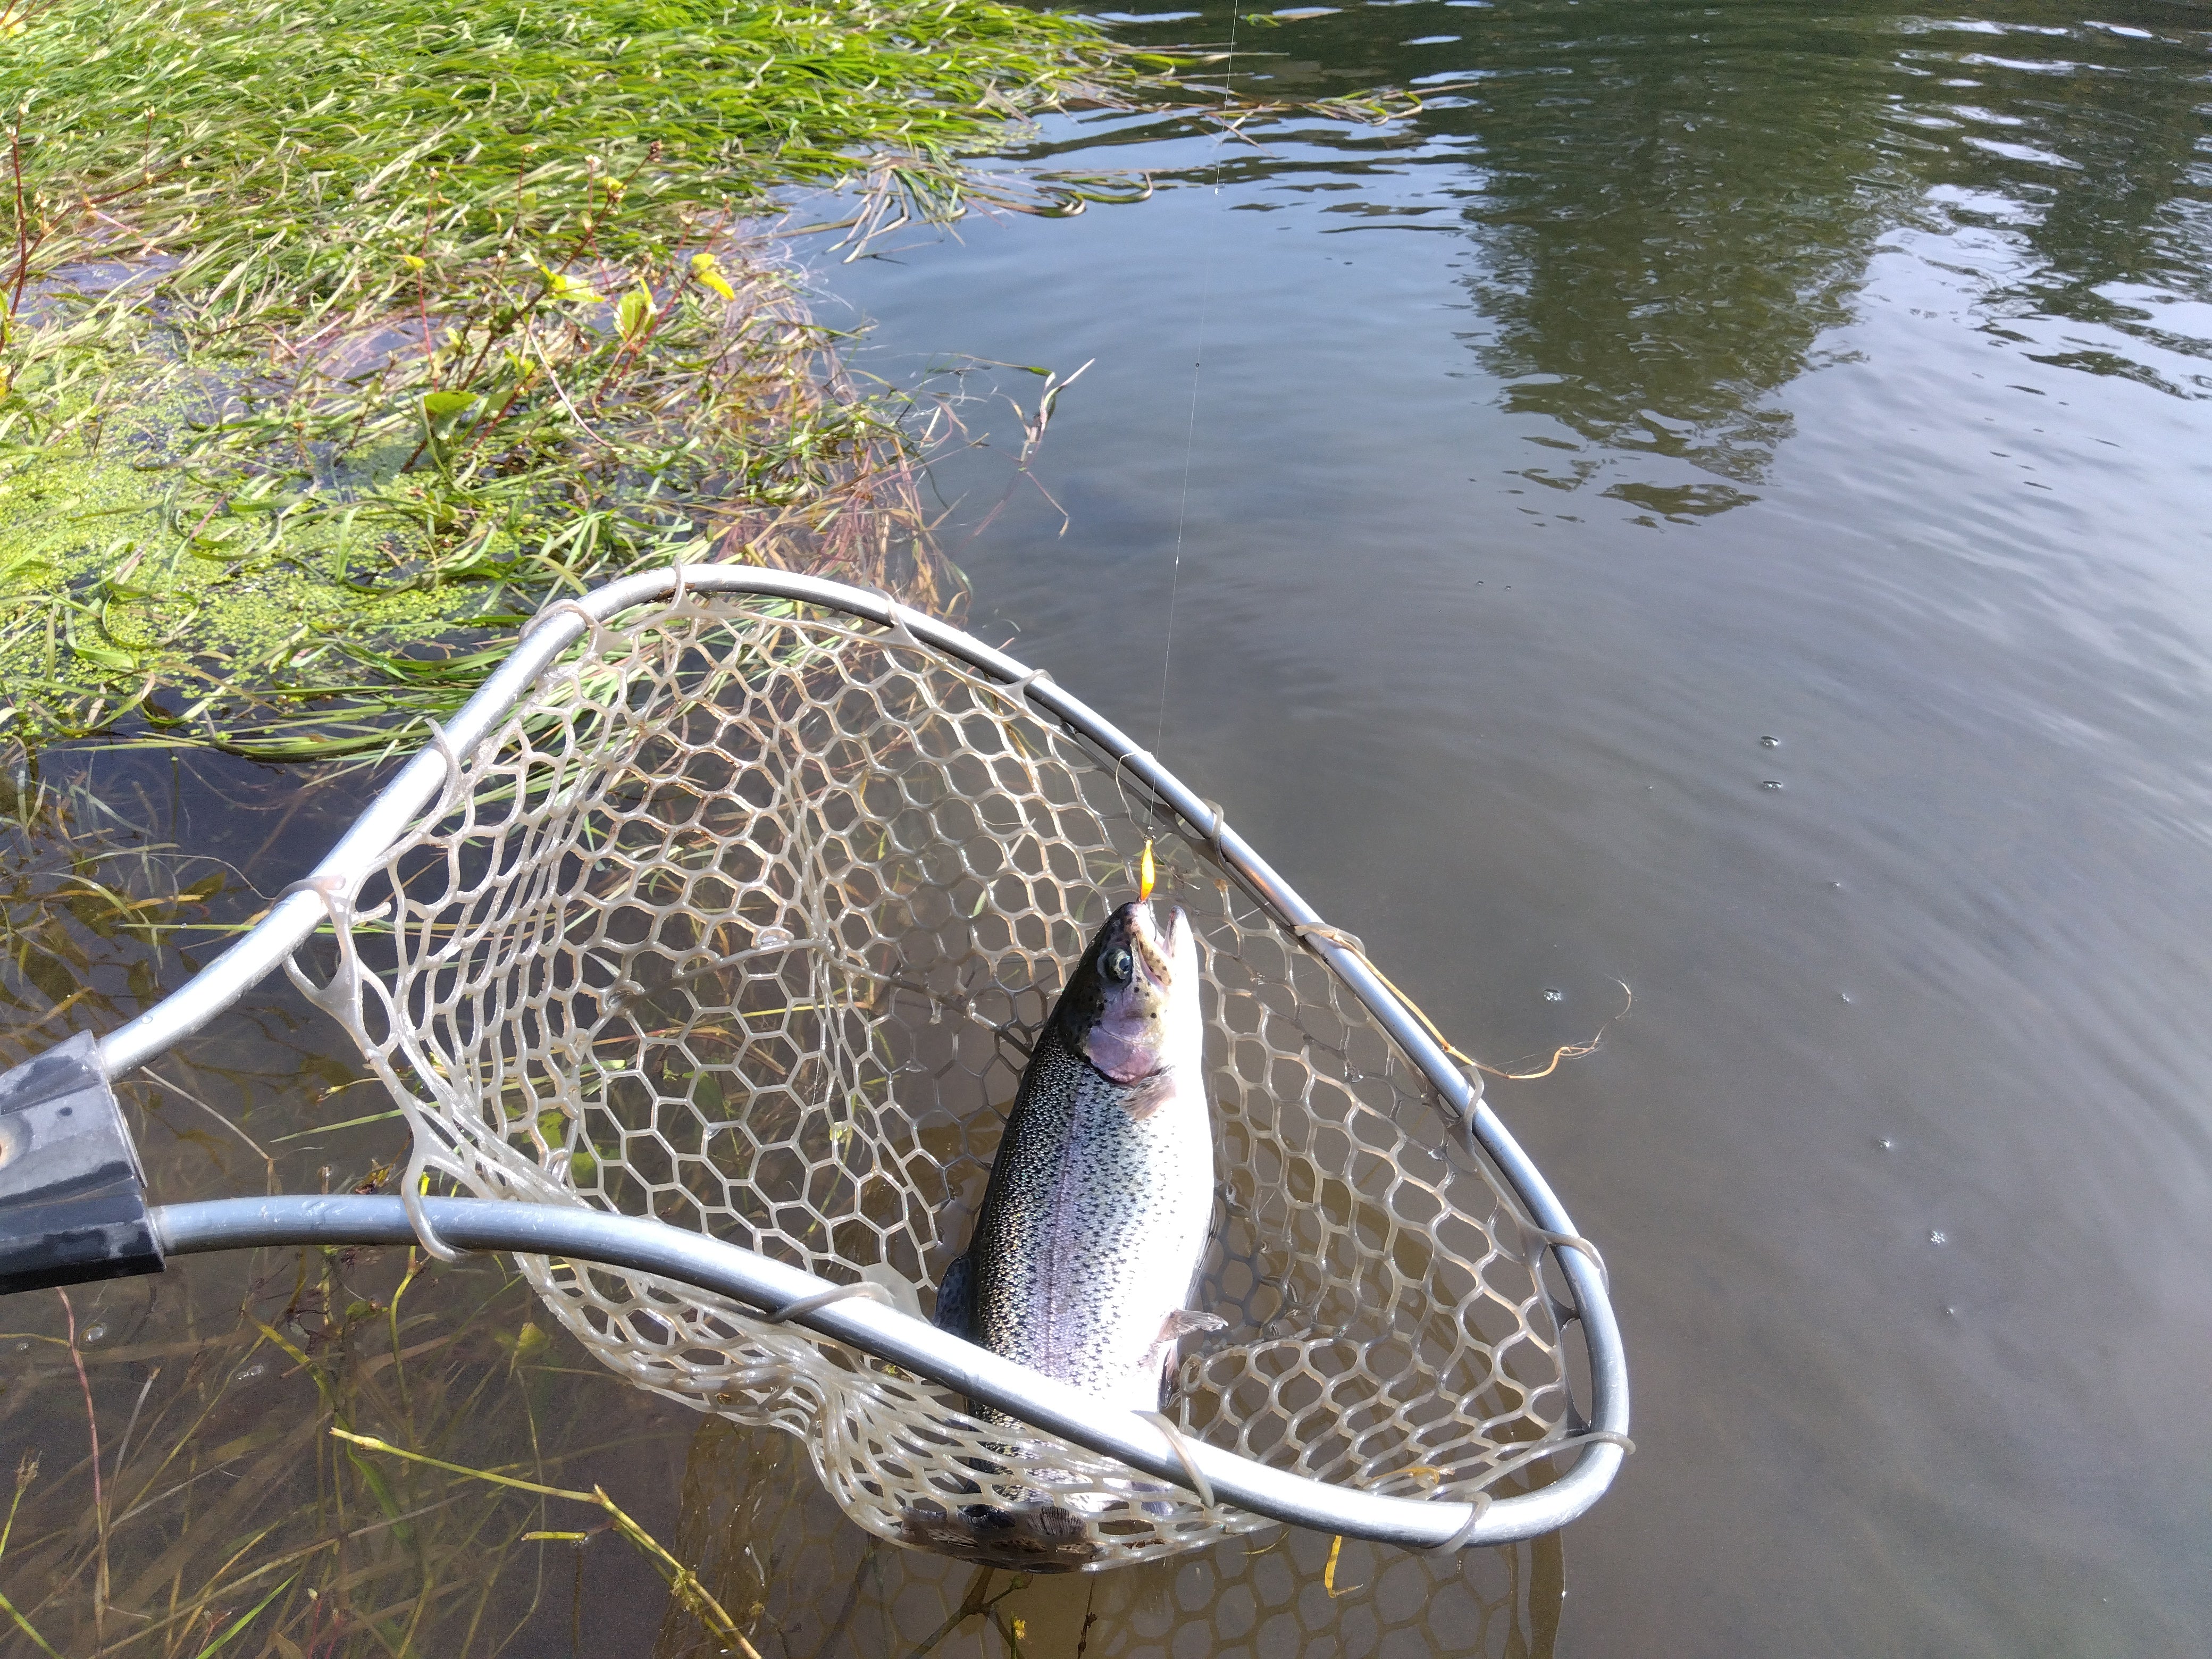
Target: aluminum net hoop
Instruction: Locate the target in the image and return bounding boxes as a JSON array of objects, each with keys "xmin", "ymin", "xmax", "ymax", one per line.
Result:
[{"xmin": 298, "ymin": 585, "xmax": 1582, "ymax": 1571}]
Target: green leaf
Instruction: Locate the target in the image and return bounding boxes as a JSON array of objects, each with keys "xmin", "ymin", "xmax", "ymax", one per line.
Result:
[
  {"xmin": 0, "ymin": 1589, "xmax": 62, "ymax": 1659},
  {"xmin": 421, "ymin": 389, "xmax": 475, "ymax": 417},
  {"xmin": 190, "ymin": 1571, "xmax": 300, "ymax": 1658},
  {"xmin": 0, "ymin": 548, "xmax": 47, "ymax": 585},
  {"xmin": 538, "ymin": 265, "xmax": 604, "ymax": 305},
  {"xmin": 69, "ymin": 638, "xmax": 137, "ymax": 672},
  {"xmin": 615, "ymin": 284, "xmax": 653, "ymax": 344}
]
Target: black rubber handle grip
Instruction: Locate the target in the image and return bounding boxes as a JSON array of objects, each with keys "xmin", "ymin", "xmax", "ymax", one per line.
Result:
[{"xmin": 0, "ymin": 1033, "xmax": 163, "ymax": 1295}]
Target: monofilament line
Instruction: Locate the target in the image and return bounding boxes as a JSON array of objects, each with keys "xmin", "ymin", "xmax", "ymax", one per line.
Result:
[{"xmin": 1155, "ymin": 0, "xmax": 1244, "ymax": 766}]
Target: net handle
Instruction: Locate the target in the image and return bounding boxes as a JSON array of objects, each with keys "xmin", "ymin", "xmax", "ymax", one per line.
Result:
[{"xmin": 91, "ymin": 565, "xmax": 1628, "ymax": 1522}]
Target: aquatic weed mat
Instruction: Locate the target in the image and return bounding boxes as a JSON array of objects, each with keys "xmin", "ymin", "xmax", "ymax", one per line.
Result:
[
  {"xmin": 1, "ymin": 244, "xmax": 940, "ymax": 761},
  {"xmin": 0, "ymin": 0, "xmax": 1163, "ymax": 756}
]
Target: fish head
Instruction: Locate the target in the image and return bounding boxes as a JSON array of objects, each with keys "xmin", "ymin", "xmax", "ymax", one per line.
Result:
[{"xmin": 1059, "ymin": 900, "xmax": 1201, "ymax": 1084}]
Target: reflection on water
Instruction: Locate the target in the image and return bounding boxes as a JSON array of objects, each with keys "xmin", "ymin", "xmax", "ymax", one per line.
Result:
[
  {"xmin": 1434, "ymin": 2, "xmax": 1909, "ymax": 500},
  {"xmin": 1001, "ymin": 0, "xmax": 2210, "ymax": 516}
]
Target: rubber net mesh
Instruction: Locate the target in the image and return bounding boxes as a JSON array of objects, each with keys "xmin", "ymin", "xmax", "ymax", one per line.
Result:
[{"xmin": 298, "ymin": 589, "xmax": 1577, "ymax": 1571}]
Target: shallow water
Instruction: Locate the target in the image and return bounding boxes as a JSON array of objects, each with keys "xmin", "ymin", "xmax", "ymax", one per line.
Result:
[{"xmin": 4, "ymin": 0, "xmax": 2210, "ymax": 1651}]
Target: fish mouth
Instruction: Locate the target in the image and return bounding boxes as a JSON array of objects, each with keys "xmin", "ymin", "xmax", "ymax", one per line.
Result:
[{"xmin": 1128, "ymin": 903, "xmax": 1184, "ymax": 993}]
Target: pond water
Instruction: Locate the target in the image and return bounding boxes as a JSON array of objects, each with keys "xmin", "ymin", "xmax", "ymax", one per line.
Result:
[{"xmin": 4, "ymin": 0, "xmax": 2210, "ymax": 1653}]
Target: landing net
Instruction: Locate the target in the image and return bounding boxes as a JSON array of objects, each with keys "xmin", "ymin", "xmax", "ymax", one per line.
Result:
[{"xmin": 289, "ymin": 577, "xmax": 1592, "ymax": 1570}]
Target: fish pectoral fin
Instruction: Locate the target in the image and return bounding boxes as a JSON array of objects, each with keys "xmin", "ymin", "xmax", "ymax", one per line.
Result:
[
  {"xmin": 1121, "ymin": 1069, "xmax": 1182, "ymax": 1121},
  {"xmin": 1158, "ymin": 1309, "xmax": 1228, "ymax": 1340},
  {"xmin": 1147, "ymin": 1308, "xmax": 1229, "ymax": 1405},
  {"xmin": 934, "ymin": 1253, "xmax": 973, "ymax": 1340}
]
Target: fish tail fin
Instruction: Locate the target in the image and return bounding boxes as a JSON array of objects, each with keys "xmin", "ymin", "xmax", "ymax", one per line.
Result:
[{"xmin": 934, "ymin": 1252, "xmax": 974, "ymax": 1340}]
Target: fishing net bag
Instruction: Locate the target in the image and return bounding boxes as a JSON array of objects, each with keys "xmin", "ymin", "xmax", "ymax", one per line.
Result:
[{"xmin": 279, "ymin": 568, "xmax": 1626, "ymax": 1571}]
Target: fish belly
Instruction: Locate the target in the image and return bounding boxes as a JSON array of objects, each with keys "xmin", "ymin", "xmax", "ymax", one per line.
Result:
[{"xmin": 968, "ymin": 1034, "xmax": 1214, "ymax": 1412}]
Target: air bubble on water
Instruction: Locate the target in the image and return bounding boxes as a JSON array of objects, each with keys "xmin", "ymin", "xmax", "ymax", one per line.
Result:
[
  {"xmin": 1929, "ymin": 1229, "xmax": 1946, "ymax": 1245},
  {"xmin": 1760, "ymin": 735, "xmax": 1780, "ymax": 747},
  {"xmin": 1945, "ymin": 1306, "xmax": 1959, "ymax": 1318},
  {"xmin": 1543, "ymin": 988, "xmax": 1564, "ymax": 1002},
  {"xmin": 1840, "ymin": 992, "xmax": 1853, "ymax": 1002},
  {"xmin": 236, "ymin": 1361, "xmax": 267, "ymax": 1383},
  {"xmin": 1761, "ymin": 780, "xmax": 1784, "ymax": 791},
  {"xmin": 1875, "ymin": 1136, "xmax": 1893, "ymax": 1150},
  {"xmin": 84, "ymin": 1322, "xmax": 107, "ymax": 1344}
]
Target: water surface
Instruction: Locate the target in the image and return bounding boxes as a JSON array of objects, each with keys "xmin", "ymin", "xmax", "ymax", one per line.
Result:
[{"xmin": 822, "ymin": 0, "xmax": 2212, "ymax": 1648}]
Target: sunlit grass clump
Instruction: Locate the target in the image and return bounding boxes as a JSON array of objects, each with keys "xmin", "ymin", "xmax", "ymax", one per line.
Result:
[{"xmin": 0, "ymin": 0, "xmax": 1155, "ymax": 756}]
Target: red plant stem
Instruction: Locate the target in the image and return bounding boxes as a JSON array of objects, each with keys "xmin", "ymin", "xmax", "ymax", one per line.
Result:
[
  {"xmin": 55, "ymin": 1289, "xmax": 100, "ymax": 1514},
  {"xmin": 7, "ymin": 122, "xmax": 31, "ymax": 343},
  {"xmin": 418, "ymin": 202, "xmax": 439, "ymax": 392}
]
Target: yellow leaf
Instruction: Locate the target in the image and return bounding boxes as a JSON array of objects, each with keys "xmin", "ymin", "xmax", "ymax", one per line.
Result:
[
  {"xmin": 538, "ymin": 265, "xmax": 603, "ymax": 305},
  {"xmin": 690, "ymin": 251, "xmax": 736, "ymax": 302}
]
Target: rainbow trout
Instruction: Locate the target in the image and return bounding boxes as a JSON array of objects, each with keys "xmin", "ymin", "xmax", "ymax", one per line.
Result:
[{"xmin": 935, "ymin": 899, "xmax": 1221, "ymax": 1413}]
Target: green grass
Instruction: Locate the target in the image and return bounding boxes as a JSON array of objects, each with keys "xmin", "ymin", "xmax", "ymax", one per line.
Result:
[{"xmin": 0, "ymin": 0, "xmax": 1162, "ymax": 757}]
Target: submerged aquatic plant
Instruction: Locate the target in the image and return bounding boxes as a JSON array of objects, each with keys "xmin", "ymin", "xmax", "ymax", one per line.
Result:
[
  {"xmin": 0, "ymin": 0, "xmax": 1163, "ymax": 756},
  {"xmin": 0, "ymin": 1218, "xmax": 709, "ymax": 1655},
  {"xmin": 0, "ymin": 763, "xmax": 236, "ymax": 1066}
]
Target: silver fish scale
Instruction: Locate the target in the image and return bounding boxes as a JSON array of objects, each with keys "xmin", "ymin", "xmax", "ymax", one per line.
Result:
[
  {"xmin": 966, "ymin": 1027, "xmax": 1213, "ymax": 1407},
  {"xmin": 309, "ymin": 586, "xmax": 1581, "ymax": 1571}
]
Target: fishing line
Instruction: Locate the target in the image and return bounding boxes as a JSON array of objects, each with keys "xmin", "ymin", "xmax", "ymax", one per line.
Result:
[{"xmin": 1153, "ymin": 0, "xmax": 1245, "ymax": 773}]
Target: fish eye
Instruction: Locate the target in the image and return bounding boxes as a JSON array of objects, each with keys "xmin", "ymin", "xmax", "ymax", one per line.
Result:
[{"xmin": 1102, "ymin": 947, "xmax": 1134, "ymax": 984}]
